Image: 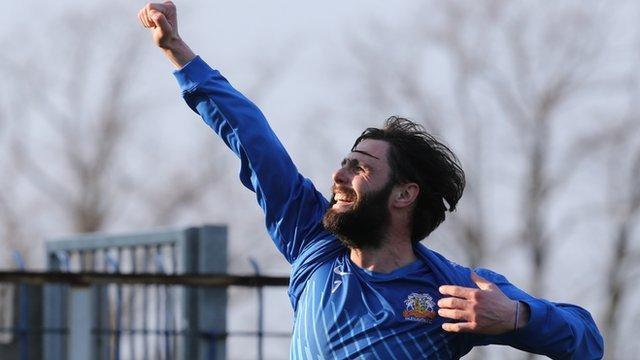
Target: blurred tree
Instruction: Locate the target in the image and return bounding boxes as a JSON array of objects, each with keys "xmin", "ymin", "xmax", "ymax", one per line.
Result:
[
  {"xmin": 345, "ymin": 0, "xmax": 627, "ymax": 358},
  {"xmin": 3, "ymin": 4, "xmax": 152, "ymax": 235},
  {"xmin": 0, "ymin": 47, "xmax": 35, "ymax": 265},
  {"xmin": 1, "ymin": 2, "xmax": 303, "ymax": 268},
  {"xmin": 349, "ymin": 0, "xmax": 611, "ymax": 286},
  {"xmin": 1, "ymin": 3, "xmax": 230, "ymax": 265},
  {"xmin": 601, "ymin": 56, "xmax": 640, "ymax": 358},
  {"xmin": 479, "ymin": 1, "xmax": 609, "ymax": 299}
]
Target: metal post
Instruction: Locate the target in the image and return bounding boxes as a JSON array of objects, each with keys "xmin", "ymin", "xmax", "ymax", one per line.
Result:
[
  {"xmin": 207, "ymin": 332, "xmax": 216, "ymax": 360},
  {"xmin": 249, "ymin": 258, "xmax": 264, "ymax": 360},
  {"xmin": 128, "ymin": 247, "xmax": 137, "ymax": 360},
  {"xmin": 68, "ymin": 286, "xmax": 93, "ymax": 360},
  {"xmin": 182, "ymin": 226, "xmax": 227, "ymax": 360},
  {"xmin": 18, "ymin": 283, "xmax": 28, "ymax": 360},
  {"xmin": 43, "ymin": 251, "xmax": 68, "ymax": 360},
  {"xmin": 142, "ymin": 246, "xmax": 150, "ymax": 360},
  {"xmin": 13, "ymin": 251, "xmax": 29, "ymax": 360},
  {"xmin": 154, "ymin": 246, "xmax": 163, "ymax": 359}
]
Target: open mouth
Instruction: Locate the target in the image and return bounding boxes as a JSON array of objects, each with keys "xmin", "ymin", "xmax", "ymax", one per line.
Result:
[
  {"xmin": 334, "ymin": 200, "xmax": 354, "ymax": 208},
  {"xmin": 332, "ymin": 189, "xmax": 356, "ymax": 208}
]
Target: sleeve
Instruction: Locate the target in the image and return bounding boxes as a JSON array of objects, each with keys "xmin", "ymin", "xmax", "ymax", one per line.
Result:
[
  {"xmin": 173, "ymin": 56, "xmax": 335, "ymax": 264},
  {"xmin": 469, "ymin": 268, "xmax": 604, "ymax": 359}
]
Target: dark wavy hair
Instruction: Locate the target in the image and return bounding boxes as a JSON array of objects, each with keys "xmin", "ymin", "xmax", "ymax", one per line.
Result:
[{"xmin": 352, "ymin": 116, "xmax": 465, "ymax": 242}]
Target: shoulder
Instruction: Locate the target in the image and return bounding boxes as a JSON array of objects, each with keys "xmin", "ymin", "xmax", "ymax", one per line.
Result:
[
  {"xmin": 414, "ymin": 244, "xmax": 474, "ymax": 287},
  {"xmin": 419, "ymin": 246, "xmax": 515, "ymax": 284}
]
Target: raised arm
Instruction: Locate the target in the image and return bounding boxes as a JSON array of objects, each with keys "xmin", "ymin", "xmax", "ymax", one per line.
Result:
[{"xmin": 138, "ymin": 2, "xmax": 335, "ymax": 264}]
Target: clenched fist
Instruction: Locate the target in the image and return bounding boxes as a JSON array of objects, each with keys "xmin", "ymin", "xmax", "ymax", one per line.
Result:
[{"xmin": 138, "ymin": 2, "xmax": 195, "ymax": 68}]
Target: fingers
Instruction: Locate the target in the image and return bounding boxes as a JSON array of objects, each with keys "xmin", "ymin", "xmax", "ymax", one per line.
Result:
[
  {"xmin": 440, "ymin": 273, "xmax": 497, "ymax": 298},
  {"xmin": 439, "ymin": 298, "xmax": 475, "ymax": 333},
  {"xmin": 439, "ymin": 285, "xmax": 477, "ymax": 299},
  {"xmin": 151, "ymin": 11, "xmax": 171, "ymax": 33},
  {"xmin": 138, "ymin": 8, "xmax": 151, "ymax": 28},
  {"xmin": 438, "ymin": 308, "xmax": 469, "ymax": 321},
  {"xmin": 138, "ymin": 2, "xmax": 175, "ymax": 28},
  {"xmin": 145, "ymin": 4, "xmax": 158, "ymax": 27},
  {"xmin": 442, "ymin": 322, "xmax": 476, "ymax": 333},
  {"xmin": 146, "ymin": 2, "xmax": 172, "ymax": 23},
  {"xmin": 437, "ymin": 297, "xmax": 468, "ymax": 309}
]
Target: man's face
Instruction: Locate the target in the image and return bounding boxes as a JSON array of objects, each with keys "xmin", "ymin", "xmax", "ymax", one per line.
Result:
[{"xmin": 322, "ymin": 139, "xmax": 395, "ymax": 249}]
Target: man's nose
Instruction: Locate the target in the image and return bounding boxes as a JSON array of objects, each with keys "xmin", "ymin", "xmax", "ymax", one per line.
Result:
[{"xmin": 332, "ymin": 167, "xmax": 349, "ymax": 185}]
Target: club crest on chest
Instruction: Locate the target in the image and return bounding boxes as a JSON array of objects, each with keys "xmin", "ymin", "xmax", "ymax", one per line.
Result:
[{"xmin": 402, "ymin": 292, "xmax": 437, "ymax": 323}]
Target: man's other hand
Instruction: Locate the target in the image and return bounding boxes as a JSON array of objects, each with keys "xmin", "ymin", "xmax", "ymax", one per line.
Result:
[
  {"xmin": 138, "ymin": 1, "xmax": 195, "ymax": 68},
  {"xmin": 437, "ymin": 272, "xmax": 530, "ymax": 335}
]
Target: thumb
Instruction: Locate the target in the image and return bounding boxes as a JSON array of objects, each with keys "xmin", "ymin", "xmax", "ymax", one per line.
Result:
[
  {"xmin": 471, "ymin": 271, "xmax": 493, "ymax": 290},
  {"xmin": 150, "ymin": 10, "xmax": 172, "ymax": 33}
]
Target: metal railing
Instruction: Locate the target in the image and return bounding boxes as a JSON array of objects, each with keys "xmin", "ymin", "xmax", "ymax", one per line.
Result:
[
  {"xmin": 0, "ymin": 226, "xmax": 292, "ymax": 360},
  {"xmin": 0, "ymin": 271, "xmax": 289, "ymax": 360}
]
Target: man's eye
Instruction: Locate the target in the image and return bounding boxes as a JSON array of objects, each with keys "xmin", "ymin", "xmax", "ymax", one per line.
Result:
[{"xmin": 355, "ymin": 166, "xmax": 365, "ymax": 173}]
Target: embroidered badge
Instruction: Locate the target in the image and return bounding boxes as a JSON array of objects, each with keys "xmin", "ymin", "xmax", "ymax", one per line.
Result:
[{"xmin": 402, "ymin": 292, "xmax": 437, "ymax": 323}]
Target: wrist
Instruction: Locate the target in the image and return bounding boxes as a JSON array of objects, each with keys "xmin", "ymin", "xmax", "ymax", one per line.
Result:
[
  {"xmin": 162, "ymin": 38, "xmax": 196, "ymax": 69},
  {"xmin": 516, "ymin": 301, "xmax": 530, "ymax": 330}
]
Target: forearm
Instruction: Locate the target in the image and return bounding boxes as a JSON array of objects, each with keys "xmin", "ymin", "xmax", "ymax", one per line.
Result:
[
  {"xmin": 162, "ymin": 38, "xmax": 196, "ymax": 69},
  {"xmin": 174, "ymin": 57, "xmax": 292, "ymax": 192},
  {"xmin": 508, "ymin": 299, "xmax": 603, "ymax": 359}
]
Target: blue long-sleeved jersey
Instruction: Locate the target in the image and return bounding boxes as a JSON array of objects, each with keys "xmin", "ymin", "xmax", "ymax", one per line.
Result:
[{"xmin": 173, "ymin": 56, "xmax": 604, "ymax": 359}]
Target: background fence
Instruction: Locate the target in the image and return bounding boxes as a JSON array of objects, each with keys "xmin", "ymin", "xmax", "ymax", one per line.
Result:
[{"xmin": 0, "ymin": 226, "xmax": 290, "ymax": 360}]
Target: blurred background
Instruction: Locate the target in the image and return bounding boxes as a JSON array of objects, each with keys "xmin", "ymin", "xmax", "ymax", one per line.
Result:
[{"xmin": 0, "ymin": 0, "xmax": 638, "ymax": 358}]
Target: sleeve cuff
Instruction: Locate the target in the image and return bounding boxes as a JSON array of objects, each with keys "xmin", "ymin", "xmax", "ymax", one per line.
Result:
[
  {"xmin": 515, "ymin": 298, "xmax": 548, "ymax": 336},
  {"xmin": 172, "ymin": 55, "xmax": 218, "ymax": 94}
]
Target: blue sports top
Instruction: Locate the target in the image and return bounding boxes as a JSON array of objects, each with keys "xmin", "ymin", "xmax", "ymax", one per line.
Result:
[{"xmin": 173, "ymin": 56, "xmax": 604, "ymax": 359}]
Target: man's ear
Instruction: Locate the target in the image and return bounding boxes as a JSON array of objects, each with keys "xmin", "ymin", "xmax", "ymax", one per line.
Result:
[{"xmin": 393, "ymin": 183, "xmax": 419, "ymax": 208}]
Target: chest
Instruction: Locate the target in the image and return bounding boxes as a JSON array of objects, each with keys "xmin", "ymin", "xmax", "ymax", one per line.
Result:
[
  {"xmin": 305, "ymin": 260, "xmax": 441, "ymax": 324},
  {"xmin": 291, "ymin": 260, "xmax": 458, "ymax": 359}
]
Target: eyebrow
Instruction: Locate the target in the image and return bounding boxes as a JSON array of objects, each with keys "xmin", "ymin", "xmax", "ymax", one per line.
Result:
[
  {"xmin": 341, "ymin": 158, "xmax": 370, "ymax": 170},
  {"xmin": 351, "ymin": 149, "xmax": 380, "ymax": 160}
]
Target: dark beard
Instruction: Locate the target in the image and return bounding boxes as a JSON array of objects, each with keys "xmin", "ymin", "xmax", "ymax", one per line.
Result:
[{"xmin": 322, "ymin": 181, "xmax": 394, "ymax": 250}]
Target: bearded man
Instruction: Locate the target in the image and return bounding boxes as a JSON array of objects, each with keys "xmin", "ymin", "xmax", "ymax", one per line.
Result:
[{"xmin": 139, "ymin": 2, "xmax": 604, "ymax": 359}]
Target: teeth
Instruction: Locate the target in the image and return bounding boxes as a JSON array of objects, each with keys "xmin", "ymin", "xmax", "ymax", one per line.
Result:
[{"xmin": 335, "ymin": 194, "xmax": 354, "ymax": 202}]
